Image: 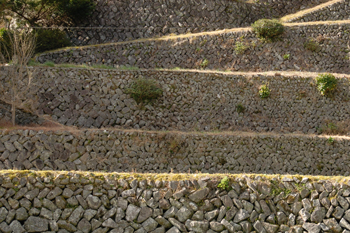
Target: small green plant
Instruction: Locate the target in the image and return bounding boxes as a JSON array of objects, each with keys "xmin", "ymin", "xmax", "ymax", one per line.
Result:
[
  {"xmin": 234, "ymin": 41, "xmax": 249, "ymax": 55},
  {"xmin": 283, "ymin": 54, "xmax": 290, "ymax": 60},
  {"xmin": 126, "ymin": 78, "xmax": 163, "ymax": 103},
  {"xmin": 251, "ymin": 19, "xmax": 284, "ymax": 41},
  {"xmin": 201, "ymin": 58, "xmax": 209, "ymax": 68},
  {"xmin": 328, "ymin": 137, "xmax": 335, "ymax": 144},
  {"xmin": 236, "ymin": 104, "xmax": 245, "ymax": 113},
  {"xmin": 304, "ymin": 38, "xmax": 320, "ymax": 52},
  {"xmin": 44, "ymin": 61, "xmax": 55, "ymax": 67},
  {"xmin": 218, "ymin": 176, "xmax": 230, "ymax": 190},
  {"xmin": 259, "ymin": 84, "xmax": 270, "ymax": 98},
  {"xmin": 315, "ymin": 73, "xmax": 337, "ymax": 96}
]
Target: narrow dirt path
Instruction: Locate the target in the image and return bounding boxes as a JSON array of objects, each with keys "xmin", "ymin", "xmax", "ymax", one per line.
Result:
[
  {"xmin": 281, "ymin": 0, "xmax": 344, "ymax": 22},
  {"xmin": 38, "ymin": 19, "xmax": 350, "ymax": 55}
]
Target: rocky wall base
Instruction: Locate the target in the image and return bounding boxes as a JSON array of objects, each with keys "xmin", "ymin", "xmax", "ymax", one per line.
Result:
[{"xmin": 0, "ymin": 171, "xmax": 349, "ymax": 233}]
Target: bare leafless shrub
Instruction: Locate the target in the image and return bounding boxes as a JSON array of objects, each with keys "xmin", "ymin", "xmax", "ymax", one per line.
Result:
[{"xmin": 0, "ymin": 28, "xmax": 38, "ymax": 125}]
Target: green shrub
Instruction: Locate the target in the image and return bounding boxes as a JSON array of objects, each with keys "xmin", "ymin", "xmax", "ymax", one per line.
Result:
[
  {"xmin": 126, "ymin": 78, "xmax": 163, "ymax": 103},
  {"xmin": 60, "ymin": 0, "xmax": 96, "ymax": 24},
  {"xmin": 315, "ymin": 73, "xmax": 337, "ymax": 96},
  {"xmin": 2, "ymin": 0, "xmax": 95, "ymax": 26},
  {"xmin": 304, "ymin": 38, "xmax": 320, "ymax": 52},
  {"xmin": 251, "ymin": 19, "xmax": 284, "ymax": 41},
  {"xmin": 35, "ymin": 29, "xmax": 71, "ymax": 53},
  {"xmin": 218, "ymin": 176, "xmax": 230, "ymax": 190},
  {"xmin": 235, "ymin": 41, "xmax": 248, "ymax": 55},
  {"xmin": 259, "ymin": 84, "xmax": 270, "ymax": 98},
  {"xmin": 0, "ymin": 28, "xmax": 12, "ymax": 61}
]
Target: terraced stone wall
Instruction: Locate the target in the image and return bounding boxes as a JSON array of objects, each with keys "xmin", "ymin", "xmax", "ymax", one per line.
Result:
[
  {"xmin": 0, "ymin": 172, "xmax": 350, "ymax": 233},
  {"xmin": 38, "ymin": 23, "xmax": 350, "ymax": 74},
  {"xmin": 1, "ymin": 129, "xmax": 350, "ymax": 175},
  {"xmin": 289, "ymin": 0, "xmax": 350, "ymax": 22},
  {"xmin": 68, "ymin": 0, "xmax": 328, "ymax": 45},
  {"xmin": 1, "ymin": 67, "xmax": 350, "ymax": 134}
]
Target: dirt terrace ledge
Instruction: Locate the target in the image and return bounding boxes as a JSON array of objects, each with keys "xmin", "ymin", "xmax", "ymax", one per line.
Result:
[
  {"xmin": 0, "ymin": 170, "xmax": 348, "ymax": 184},
  {"xmin": 34, "ymin": 19, "xmax": 350, "ymax": 56},
  {"xmin": 1, "ymin": 127, "xmax": 349, "ymax": 141}
]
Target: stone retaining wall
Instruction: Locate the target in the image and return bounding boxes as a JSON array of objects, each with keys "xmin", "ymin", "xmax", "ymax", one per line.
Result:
[
  {"xmin": 0, "ymin": 129, "xmax": 350, "ymax": 176},
  {"xmin": 289, "ymin": 0, "xmax": 350, "ymax": 23},
  {"xmin": 37, "ymin": 23, "xmax": 350, "ymax": 74},
  {"xmin": 2, "ymin": 67, "xmax": 350, "ymax": 134},
  {"xmin": 67, "ymin": 0, "xmax": 328, "ymax": 45},
  {"xmin": 0, "ymin": 171, "xmax": 350, "ymax": 233}
]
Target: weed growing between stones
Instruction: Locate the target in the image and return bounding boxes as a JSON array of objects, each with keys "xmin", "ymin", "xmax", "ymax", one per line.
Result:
[
  {"xmin": 259, "ymin": 83, "xmax": 270, "ymax": 98},
  {"xmin": 234, "ymin": 41, "xmax": 249, "ymax": 55},
  {"xmin": 315, "ymin": 73, "xmax": 337, "ymax": 96},
  {"xmin": 304, "ymin": 38, "xmax": 321, "ymax": 52},
  {"xmin": 217, "ymin": 176, "xmax": 230, "ymax": 190},
  {"xmin": 283, "ymin": 54, "xmax": 290, "ymax": 60},
  {"xmin": 251, "ymin": 19, "xmax": 284, "ymax": 41},
  {"xmin": 200, "ymin": 58, "xmax": 209, "ymax": 68},
  {"xmin": 317, "ymin": 121, "xmax": 349, "ymax": 135},
  {"xmin": 270, "ymin": 180, "xmax": 292, "ymax": 197},
  {"xmin": 236, "ymin": 104, "xmax": 245, "ymax": 113},
  {"xmin": 328, "ymin": 136, "xmax": 334, "ymax": 145},
  {"xmin": 125, "ymin": 78, "xmax": 163, "ymax": 104}
]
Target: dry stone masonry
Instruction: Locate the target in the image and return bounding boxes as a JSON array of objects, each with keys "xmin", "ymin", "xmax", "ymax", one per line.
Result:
[
  {"xmin": 1, "ymin": 0, "xmax": 350, "ymax": 231},
  {"xmin": 0, "ymin": 172, "xmax": 349, "ymax": 233},
  {"xmin": 38, "ymin": 23, "xmax": 350, "ymax": 74},
  {"xmin": 2, "ymin": 67, "xmax": 350, "ymax": 134},
  {"xmin": 67, "ymin": 0, "xmax": 328, "ymax": 45},
  {"xmin": 0, "ymin": 129, "xmax": 350, "ymax": 175},
  {"xmin": 288, "ymin": 0, "xmax": 350, "ymax": 23}
]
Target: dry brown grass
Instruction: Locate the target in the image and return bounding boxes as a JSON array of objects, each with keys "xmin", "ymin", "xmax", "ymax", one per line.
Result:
[
  {"xmin": 0, "ymin": 116, "xmax": 81, "ymax": 135},
  {"xmin": 318, "ymin": 120, "xmax": 350, "ymax": 135}
]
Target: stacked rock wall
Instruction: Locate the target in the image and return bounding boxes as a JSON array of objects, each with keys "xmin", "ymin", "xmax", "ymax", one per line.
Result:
[
  {"xmin": 67, "ymin": 0, "xmax": 328, "ymax": 45},
  {"xmin": 289, "ymin": 0, "xmax": 350, "ymax": 22},
  {"xmin": 0, "ymin": 172, "xmax": 350, "ymax": 233},
  {"xmin": 38, "ymin": 23, "xmax": 350, "ymax": 74},
  {"xmin": 2, "ymin": 67, "xmax": 350, "ymax": 134},
  {"xmin": 1, "ymin": 129, "xmax": 350, "ymax": 175}
]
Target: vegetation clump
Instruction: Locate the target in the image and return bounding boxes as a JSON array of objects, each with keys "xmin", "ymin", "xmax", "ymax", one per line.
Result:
[
  {"xmin": 328, "ymin": 137, "xmax": 334, "ymax": 144},
  {"xmin": 304, "ymin": 38, "xmax": 321, "ymax": 52},
  {"xmin": 35, "ymin": 29, "xmax": 71, "ymax": 53},
  {"xmin": 234, "ymin": 41, "xmax": 249, "ymax": 55},
  {"xmin": 1, "ymin": 0, "xmax": 96, "ymax": 26},
  {"xmin": 126, "ymin": 78, "xmax": 163, "ymax": 103},
  {"xmin": 315, "ymin": 73, "xmax": 337, "ymax": 96},
  {"xmin": 218, "ymin": 176, "xmax": 230, "ymax": 190},
  {"xmin": 259, "ymin": 83, "xmax": 270, "ymax": 98},
  {"xmin": 200, "ymin": 58, "xmax": 209, "ymax": 68},
  {"xmin": 251, "ymin": 19, "xmax": 284, "ymax": 41},
  {"xmin": 236, "ymin": 104, "xmax": 245, "ymax": 113},
  {"xmin": 0, "ymin": 28, "xmax": 12, "ymax": 61}
]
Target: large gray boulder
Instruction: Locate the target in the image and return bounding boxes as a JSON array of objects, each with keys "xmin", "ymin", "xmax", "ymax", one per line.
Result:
[{"xmin": 24, "ymin": 216, "xmax": 49, "ymax": 232}]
